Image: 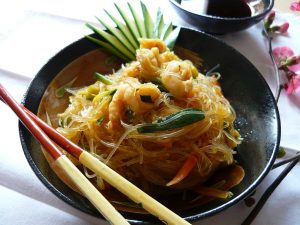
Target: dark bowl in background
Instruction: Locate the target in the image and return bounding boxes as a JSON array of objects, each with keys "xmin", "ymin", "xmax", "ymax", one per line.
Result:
[
  {"xmin": 19, "ymin": 28, "xmax": 280, "ymax": 224},
  {"xmin": 169, "ymin": 0, "xmax": 274, "ymax": 34}
]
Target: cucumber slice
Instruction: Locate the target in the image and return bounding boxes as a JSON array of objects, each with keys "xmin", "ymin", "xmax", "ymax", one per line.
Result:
[
  {"xmin": 141, "ymin": 1, "xmax": 154, "ymax": 38},
  {"xmin": 95, "ymin": 16, "xmax": 136, "ymax": 54},
  {"xmin": 86, "ymin": 23, "xmax": 135, "ymax": 60},
  {"xmin": 153, "ymin": 8, "xmax": 164, "ymax": 38},
  {"xmin": 104, "ymin": 9, "xmax": 139, "ymax": 49},
  {"xmin": 114, "ymin": 3, "xmax": 140, "ymax": 46},
  {"xmin": 164, "ymin": 27, "xmax": 181, "ymax": 50},
  {"xmin": 128, "ymin": 2, "xmax": 146, "ymax": 38},
  {"xmin": 160, "ymin": 22, "xmax": 173, "ymax": 40},
  {"xmin": 85, "ymin": 35, "xmax": 130, "ymax": 61}
]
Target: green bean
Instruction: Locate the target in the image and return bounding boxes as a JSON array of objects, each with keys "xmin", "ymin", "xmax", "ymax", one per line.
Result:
[{"xmin": 137, "ymin": 108, "xmax": 205, "ymax": 133}]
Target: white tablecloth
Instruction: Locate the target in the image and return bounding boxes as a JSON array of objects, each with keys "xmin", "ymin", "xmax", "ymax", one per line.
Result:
[{"xmin": 0, "ymin": 1, "xmax": 299, "ymax": 224}]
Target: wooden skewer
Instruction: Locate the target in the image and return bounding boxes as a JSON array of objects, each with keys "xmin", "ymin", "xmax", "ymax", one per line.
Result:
[
  {"xmin": 0, "ymin": 83, "xmax": 191, "ymax": 225},
  {"xmin": 0, "ymin": 83, "xmax": 130, "ymax": 225}
]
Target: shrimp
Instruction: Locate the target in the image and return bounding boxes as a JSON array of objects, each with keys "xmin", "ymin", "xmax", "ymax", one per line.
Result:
[
  {"xmin": 136, "ymin": 47, "xmax": 161, "ymax": 79},
  {"xmin": 161, "ymin": 60, "xmax": 194, "ymax": 97},
  {"xmin": 123, "ymin": 61, "xmax": 141, "ymax": 78},
  {"xmin": 108, "ymin": 83, "xmax": 161, "ymax": 129},
  {"xmin": 139, "ymin": 38, "xmax": 167, "ymax": 53}
]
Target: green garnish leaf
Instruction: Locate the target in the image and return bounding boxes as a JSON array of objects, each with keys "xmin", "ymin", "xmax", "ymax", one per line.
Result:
[
  {"xmin": 138, "ymin": 108, "xmax": 205, "ymax": 133},
  {"xmin": 55, "ymin": 76, "xmax": 78, "ymax": 98},
  {"xmin": 140, "ymin": 95, "xmax": 153, "ymax": 103},
  {"xmin": 94, "ymin": 72, "xmax": 113, "ymax": 85},
  {"xmin": 277, "ymin": 147, "xmax": 286, "ymax": 158}
]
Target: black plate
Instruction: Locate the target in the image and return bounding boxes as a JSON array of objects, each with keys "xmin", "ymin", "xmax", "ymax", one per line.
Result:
[
  {"xmin": 19, "ymin": 28, "xmax": 280, "ymax": 224},
  {"xmin": 169, "ymin": 0, "xmax": 274, "ymax": 34}
]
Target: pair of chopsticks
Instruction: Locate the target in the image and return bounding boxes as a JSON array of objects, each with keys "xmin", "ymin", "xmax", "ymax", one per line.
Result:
[{"xmin": 0, "ymin": 83, "xmax": 191, "ymax": 225}]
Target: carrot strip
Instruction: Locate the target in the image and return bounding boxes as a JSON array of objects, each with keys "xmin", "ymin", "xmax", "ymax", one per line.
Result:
[
  {"xmin": 194, "ymin": 186, "xmax": 233, "ymax": 199},
  {"xmin": 166, "ymin": 153, "xmax": 198, "ymax": 186}
]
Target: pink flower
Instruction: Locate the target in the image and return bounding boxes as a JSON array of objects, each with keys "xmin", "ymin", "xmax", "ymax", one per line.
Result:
[
  {"xmin": 279, "ymin": 22, "xmax": 289, "ymax": 33},
  {"xmin": 285, "ymin": 75, "xmax": 300, "ymax": 94},
  {"xmin": 273, "ymin": 46, "xmax": 294, "ymax": 63},
  {"xmin": 290, "ymin": 1, "xmax": 300, "ymax": 11},
  {"xmin": 269, "ymin": 22, "xmax": 290, "ymax": 33}
]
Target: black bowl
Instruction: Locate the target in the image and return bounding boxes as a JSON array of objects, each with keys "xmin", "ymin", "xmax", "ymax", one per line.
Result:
[
  {"xmin": 19, "ymin": 28, "xmax": 280, "ymax": 224},
  {"xmin": 169, "ymin": 0, "xmax": 274, "ymax": 34}
]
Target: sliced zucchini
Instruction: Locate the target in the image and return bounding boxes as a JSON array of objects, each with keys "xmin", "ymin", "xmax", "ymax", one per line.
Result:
[
  {"xmin": 153, "ymin": 8, "xmax": 164, "ymax": 38},
  {"xmin": 114, "ymin": 3, "xmax": 140, "ymax": 47},
  {"xmin": 85, "ymin": 2, "xmax": 180, "ymax": 61},
  {"xmin": 95, "ymin": 16, "xmax": 136, "ymax": 54},
  {"xmin": 141, "ymin": 1, "xmax": 154, "ymax": 38},
  {"xmin": 104, "ymin": 9, "xmax": 139, "ymax": 49},
  {"xmin": 85, "ymin": 23, "xmax": 135, "ymax": 60},
  {"xmin": 128, "ymin": 2, "xmax": 147, "ymax": 38},
  {"xmin": 165, "ymin": 27, "xmax": 181, "ymax": 50},
  {"xmin": 85, "ymin": 35, "xmax": 130, "ymax": 61},
  {"xmin": 160, "ymin": 22, "xmax": 173, "ymax": 40}
]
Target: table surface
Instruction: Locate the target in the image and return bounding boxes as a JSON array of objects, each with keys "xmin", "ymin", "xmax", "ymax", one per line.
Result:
[{"xmin": 0, "ymin": 1, "xmax": 300, "ymax": 225}]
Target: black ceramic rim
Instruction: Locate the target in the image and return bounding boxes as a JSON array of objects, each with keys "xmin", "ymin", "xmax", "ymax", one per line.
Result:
[
  {"xmin": 169, "ymin": 0, "xmax": 274, "ymax": 21},
  {"xmin": 19, "ymin": 28, "xmax": 280, "ymax": 224}
]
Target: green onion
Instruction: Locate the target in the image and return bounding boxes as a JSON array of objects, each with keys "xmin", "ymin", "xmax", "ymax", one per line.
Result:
[
  {"xmin": 55, "ymin": 76, "xmax": 77, "ymax": 98},
  {"xmin": 94, "ymin": 72, "xmax": 113, "ymax": 85},
  {"xmin": 137, "ymin": 108, "xmax": 205, "ymax": 133},
  {"xmin": 108, "ymin": 89, "xmax": 117, "ymax": 96}
]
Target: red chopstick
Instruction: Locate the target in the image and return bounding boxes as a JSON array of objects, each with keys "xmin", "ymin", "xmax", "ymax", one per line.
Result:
[
  {"xmin": 23, "ymin": 107, "xmax": 83, "ymax": 158},
  {"xmin": 0, "ymin": 83, "xmax": 191, "ymax": 225},
  {"xmin": 0, "ymin": 84, "xmax": 62, "ymax": 160}
]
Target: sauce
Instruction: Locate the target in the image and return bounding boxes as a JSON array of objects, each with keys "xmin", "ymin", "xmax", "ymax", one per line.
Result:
[{"xmin": 206, "ymin": 0, "xmax": 252, "ymax": 18}]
